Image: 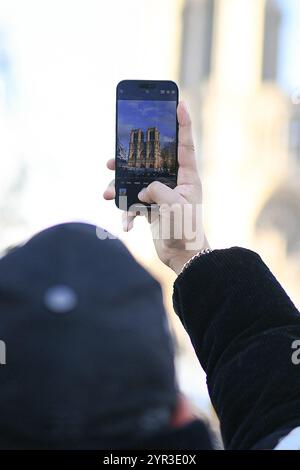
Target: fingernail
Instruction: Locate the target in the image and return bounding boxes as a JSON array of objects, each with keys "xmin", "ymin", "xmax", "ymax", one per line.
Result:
[{"xmin": 138, "ymin": 189, "xmax": 146, "ymax": 200}]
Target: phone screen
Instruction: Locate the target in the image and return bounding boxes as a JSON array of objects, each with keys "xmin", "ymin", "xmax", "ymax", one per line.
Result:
[{"xmin": 115, "ymin": 80, "xmax": 178, "ymax": 210}]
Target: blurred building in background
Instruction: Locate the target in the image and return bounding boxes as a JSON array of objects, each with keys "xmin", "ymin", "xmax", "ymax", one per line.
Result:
[{"xmin": 179, "ymin": 0, "xmax": 300, "ymax": 306}]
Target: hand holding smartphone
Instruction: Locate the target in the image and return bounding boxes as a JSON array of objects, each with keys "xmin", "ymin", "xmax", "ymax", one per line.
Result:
[
  {"xmin": 104, "ymin": 87, "xmax": 209, "ymax": 274},
  {"xmin": 115, "ymin": 80, "xmax": 179, "ymax": 211}
]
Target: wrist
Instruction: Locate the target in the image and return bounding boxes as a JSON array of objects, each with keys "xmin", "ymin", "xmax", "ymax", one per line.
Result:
[
  {"xmin": 169, "ymin": 252, "xmax": 199, "ymax": 275},
  {"xmin": 168, "ymin": 238, "xmax": 210, "ymax": 275}
]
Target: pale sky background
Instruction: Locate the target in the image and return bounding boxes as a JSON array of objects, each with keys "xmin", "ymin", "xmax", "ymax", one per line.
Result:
[
  {"xmin": 0, "ymin": 0, "xmax": 181, "ymax": 254},
  {"xmin": 277, "ymin": 0, "xmax": 300, "ymax": 91}
]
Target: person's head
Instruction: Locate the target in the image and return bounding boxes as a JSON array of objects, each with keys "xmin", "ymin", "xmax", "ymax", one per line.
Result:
[{"xmin": 0, "ymin": 222, "xmax": 202, "ymax": 449}]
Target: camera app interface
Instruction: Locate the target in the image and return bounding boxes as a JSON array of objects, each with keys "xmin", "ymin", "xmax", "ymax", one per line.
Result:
[{"xmin": 116, "ymin": 98, "xmax": 177, "ymax": 203}]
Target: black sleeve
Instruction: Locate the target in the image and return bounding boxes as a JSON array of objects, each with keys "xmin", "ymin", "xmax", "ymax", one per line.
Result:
[{"xmin": 173, "ymin": 247, "xmax": 300, "ymax": 449}]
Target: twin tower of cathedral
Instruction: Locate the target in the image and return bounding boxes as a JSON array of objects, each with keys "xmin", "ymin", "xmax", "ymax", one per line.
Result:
[
  {"xmin": 127, "ymin": 127, "xmax": 176, "ymax": 172},
  {"xmin": 128, "ymin": 127, "xmax": 161, "ymax": 169}
]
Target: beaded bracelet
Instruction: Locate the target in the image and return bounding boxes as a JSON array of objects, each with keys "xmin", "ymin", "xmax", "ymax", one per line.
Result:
[{"xmin": 179, "ymin": 248, "xmax": 212, "ymax": 276}]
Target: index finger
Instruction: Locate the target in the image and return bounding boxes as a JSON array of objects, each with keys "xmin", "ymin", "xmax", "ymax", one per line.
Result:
[{"xmin": 177, "ymin": 102, "xmax": 197, "ymax": 174}]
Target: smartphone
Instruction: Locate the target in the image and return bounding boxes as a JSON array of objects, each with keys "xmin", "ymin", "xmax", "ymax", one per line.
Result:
[{"xmin": 115, "ymin": 80, "xmax": 179, "ymax": 211}]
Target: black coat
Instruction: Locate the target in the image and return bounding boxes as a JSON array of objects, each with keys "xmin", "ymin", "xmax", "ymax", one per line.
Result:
[{"xmin": 172, "ymin": 247, "xmax": 300, "ymax": 449}]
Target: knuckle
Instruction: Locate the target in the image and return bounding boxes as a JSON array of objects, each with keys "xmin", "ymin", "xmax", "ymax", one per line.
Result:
[
  {"xmin": 178, "ymin": 142, "xmax": 195, "ymax": 152},
  {"xmin": 148, "ymin": 181, "xmax": 161, "ymax": 194}
]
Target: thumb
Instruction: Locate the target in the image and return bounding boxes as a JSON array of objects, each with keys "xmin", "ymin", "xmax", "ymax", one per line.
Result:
[{"xmin": 138, "ymin": 181, "xmax": 181, "ymax": 205}]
